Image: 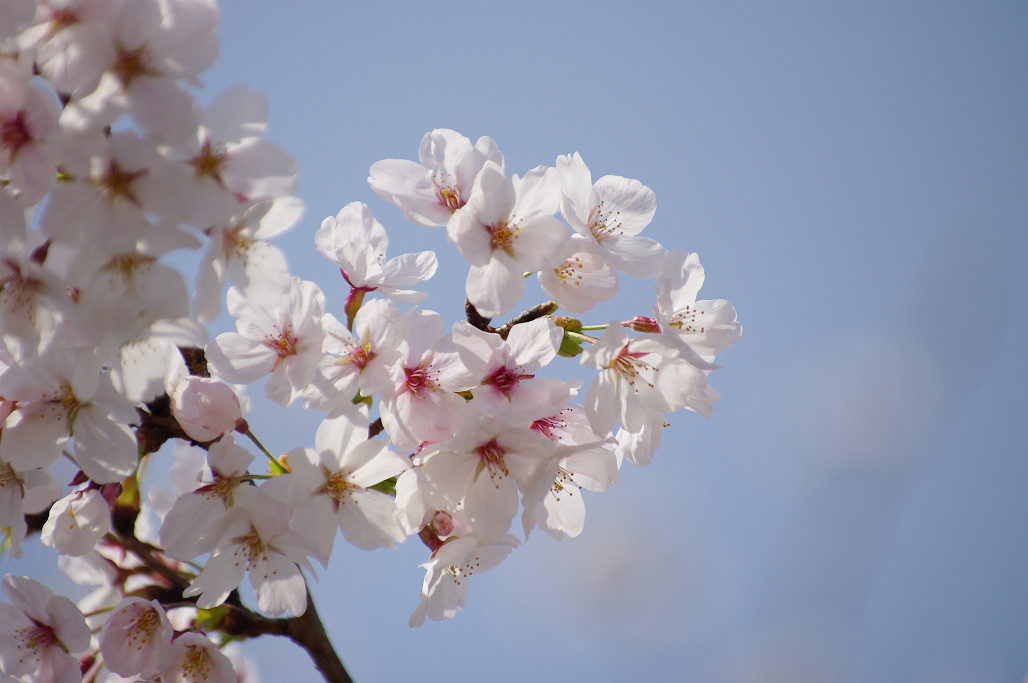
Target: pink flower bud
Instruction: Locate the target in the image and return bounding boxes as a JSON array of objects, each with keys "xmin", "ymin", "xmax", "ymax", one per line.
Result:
[
  {"xmin": 171, "ymin": 377, "xmax": 243, "ymax": 442},
  {"xmin": 431, "ymin": 510, "xmax": 455, "ymax": 537},
  {"xmin": 623, "ymin": 315, "xmax": 661, "ymax": 333}
]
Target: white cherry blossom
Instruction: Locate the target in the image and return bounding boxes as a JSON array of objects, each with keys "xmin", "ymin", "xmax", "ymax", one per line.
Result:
[
  {"xmin": 537, "ymin": 234, "xmax": 619, "ymax": 314},
  {"xmin": 446, "ymin": 161, "xmax": 568, "ymax": 317},
  {"xmin": 40, "ymin": 487, "xmax": 111, "ymax": 556},
  {"xmin": 315, "ymin": 202, "xmax": 437, "ymax": 316},
  {"xmin": 369, "ymin": 128, "xmax": 503, "ymax": 227},
  {"xmin": 654, "ymin": 249, "xmax": 742, "ymax": 367},
  {"xmin": 557, "ymin": 152, "xmax": 666, "ymax": 277},
  {"xmin": 206, "ymin": 278, "xmax": 326, "ymax": 406},
  {"xmin": 408, "ymin": 532, "xmax": 518, "ymax": 627},
  {"xmin": 451, "ymin": 317, "xmax": 570, "ymax": 422},
  {"xmin": 182, "ymin": 498, "xmax": 311, "ymax": 616},
  {"xmin": 284, "ymin": 407, "xmax": 410, "ymax": 563},
  {"xmin": 302, "ymin": 299, "xmax": 403, "ymax": 413}
]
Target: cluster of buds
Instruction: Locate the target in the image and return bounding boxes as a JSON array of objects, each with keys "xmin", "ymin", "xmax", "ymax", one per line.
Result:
[{"xmin": 0, "ymin": 0, "xmax": 739, "ymax": 681}]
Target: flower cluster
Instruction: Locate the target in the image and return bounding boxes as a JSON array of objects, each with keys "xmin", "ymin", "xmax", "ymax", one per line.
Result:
[{"xmin": 0, "ymin": 0, "xmax": 739, "ymax": 681}]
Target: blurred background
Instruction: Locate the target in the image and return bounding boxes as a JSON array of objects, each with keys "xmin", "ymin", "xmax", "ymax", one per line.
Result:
[{"xmin": 28, "ymin": 1, "xmax": 1028, "ymax": 681}]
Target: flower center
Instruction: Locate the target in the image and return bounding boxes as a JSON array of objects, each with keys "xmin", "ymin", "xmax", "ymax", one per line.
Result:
[
  {"xmin": 474, "ymin": 438, "xmax": 509, "ymax": 485},
  {"xmin": 432, "ymin": 173, "xmax": 464, "ymax": 212},
  {"xmin": 189, "ymin": 140, "xmax": 228, "ymax": 181},
  {"xmin": 15, "ymin": 620, "xmax": 59, "ymax": 661},
  {"xmin": 483, "ymin": 365, "xmax": 533, "ymax": 397},
  {"xmin": 96, "ymin": 160, "xmax": 147, "ymax": 206},
  {"xmin": 404, "ymin": 364, "xmax": 436, "ymax": 396},
  {"xmin": 112, "ymin": 44, "xmax": 160, "ymax": 88},
  {"xmin": 553, "ymin": 255, "xmax": 585, "ymax": 286},
  {"xmin": 1, "ymin": 112, "xmax": 31, "ymax": 157},
  {"xmin": 588, "ymin": 200, "xmax": 624, "ymax": 243},
  {"xmin": 607, "ymin": 344, "xmax": 657, "ymax": 392}
]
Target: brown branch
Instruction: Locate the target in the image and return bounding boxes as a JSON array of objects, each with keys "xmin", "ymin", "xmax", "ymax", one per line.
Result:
[
  {"xmin": 464, "ymin": 299, "xmax": 558, "ymax": 339},
  {"xmin": 220, "ymin": 589, "xmax": 353, "ymax": 683}
]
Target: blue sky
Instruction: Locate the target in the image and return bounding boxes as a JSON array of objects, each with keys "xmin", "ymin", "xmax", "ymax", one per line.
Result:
[
  {"xmin": 192, "ymin": 1, "xmax": 1028, "ymax": 681},
  {"xmin": 19, "ymin": 1, "xmax": 1028, "ymax": 681}
]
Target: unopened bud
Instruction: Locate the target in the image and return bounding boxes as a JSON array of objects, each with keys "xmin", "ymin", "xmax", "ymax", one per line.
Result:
[
  {"xmin": 431, "ymin": 510, "xmax": 455, "ymax": 537},
  {"xmin": 623, "ymin": 315, "xmax": 661, "ymax": 333}
]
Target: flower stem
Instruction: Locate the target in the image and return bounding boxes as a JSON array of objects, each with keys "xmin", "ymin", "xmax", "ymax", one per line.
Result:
[{"xmin": 242, "ymin": 428, "xmax": 288, "ymax": 475}]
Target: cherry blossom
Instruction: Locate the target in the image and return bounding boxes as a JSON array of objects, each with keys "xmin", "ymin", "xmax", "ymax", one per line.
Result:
[
  {"xmin": 283, "ymin": 407, "xmax": 410, "ymax": 562},
  {"xmin": 654, "ymin": 249, "xmax": 743, "ymax": 367},
  {"xmin": 446, "ymin": 161, "xmax": 568, "ymax": 317},
  {"xmin": 301, "ymin": 298, "xmax": 403, "ymax": 413},
  {"xmin": 205, "ymin": 277, "xmax": 326, "ymax": 406},
  {"xmin": 537, "ymin": 234, "xmax": 619, "ymax": 314},
  {"xmin": 408, "ymin": 532, "xmax": 518, "ymax": 626},
  {"xmin": 170, "ymin": 375, "xmax": 244, "ymax": 442},
  {"xmin": 580, "ymin": 322, "xmax": 700, "ymax": 435},
  {"xmin": 451, "ymin": 316, "xmax": 571, "ymax": 422},
  {"xmin": 557, "ymin": 151, "xmax": 666, "ymax": 277},
  {"xmin": 369, "ymin": 128, "xmax": 503, "ymax": 227},
  {"xmin": 378, "ymin": 309, "xmax": 475, "ymax": 450},
  {"xmin": 0, "ymin": 59, "xmax": 60, "ymax": 203},
  {"xmin": 163, "ymin": 631, "xmax": 236, "ymax": 683},
  {"xmin": 315, "ymin": 202, "xmax": 437, "ymax": 323},
  {"xmin": 99, "ymin": 597, "xmax": 175, "ymax": 678},
  {"xmin": 40, "ymin": 487, "xmax": 112, "ymax": 556},
  {"xmin": 417, "ymin": 410, "xmax": 554, "ymax": 541},
  {"xmin": 0, "ymin": 574, "xmax": 90, "ymax": 683}
]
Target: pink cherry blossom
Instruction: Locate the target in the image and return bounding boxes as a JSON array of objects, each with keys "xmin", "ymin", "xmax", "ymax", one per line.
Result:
[
  {"xmin": 163, "ymin": 631, "xmax": 236, "ymax": 683},
  {"xmin": 171, "ymin": 375, "xmax": 244, "ymax": 442},
  {"xmin": 99, "ymin": 597, "xmax": 175, "ymax": 678},
  {"xmin": 0, "ymin": 574, "xmax": 90, "ymax": 683}
]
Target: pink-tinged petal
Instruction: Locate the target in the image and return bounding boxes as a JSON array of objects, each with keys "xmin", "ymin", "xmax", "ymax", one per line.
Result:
[
  {"xmin": 0, "ymin": 405, "xmax": 69, "ymax": 470},
  {"xmin": 72, "ymin": 406, "xmax": 137, "ymax": 483},
  {"xmin": 505, "ymin": 317, "xmax": 563, "ymax": 371},
  {"xmin": 337, "ymin": 491, "xmax": 405, "ymax": 549},
  {"xmin": 252, "ymin": 554, "xmax": 306, "ymax": 616},
  {"xmin": 368, "ymin": 158, "xmax": 447, "ymax": 226},
  {"xmin": 512, "ymin": 166, "xmax": 561, "ymax": 219},
  {"xmin": 593, "ymin": 174, "xmax": 657, "ymax": 235},
  {"xmin": 183, "ymin": 547, "xmax": 247, "ymax": 609},
  {"xmin": 464, "ymin": 471, "xmax": 519, "ymax": 540},
  {"xmin": 126, "ymin": 78, "xmax": 200, "ymax": 144},
  {"xmin": 445, "ymin": 203, "xmax": 493, "ymax": 267},
  {"xmin": 556, "ymin": 152, "xmax": 595, "ymax": 232},
  {"xmin": 205, "ymin": 84, "xmax": 268, "ymax": 144},
  {"xmin": 451, "ymin": 322, "xmax": 502, "ymax": 378},
  {"xmin": 466, "ymin": 258, "xmax": 522, "ymax": 318},
  {"xmin": 508, "ymin": 215, "xmax": 569, "ymax": 272},
  {"xmin": 346, "ymin": 443, "xmax": 410, "ymax": 488},
  {"xmin": 380, "ymin": 250, "xmax": 438, "ymax": 286},
  {"xmin": 602, "ymin": 234, "xmax": 668, "ymax": 278},
  {"xmin": 314, "ymin": 410, "xmax": 370, "ymax": 467},
  {"xmin": 165, "ymin": 632, "xmax": 236, "ymax": 683},
  {"xmin": 206, "ymin": 332, "xmax": 277, "ymax": 384},
  {"xmin": 585, "ymin": 373, "xmax": 619, "ymax": 436}
]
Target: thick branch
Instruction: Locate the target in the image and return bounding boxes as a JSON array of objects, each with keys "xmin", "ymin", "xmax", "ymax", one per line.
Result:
[{"xmin": 221, "ymin": 589, "xmax": 353, "ymax": 683}]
